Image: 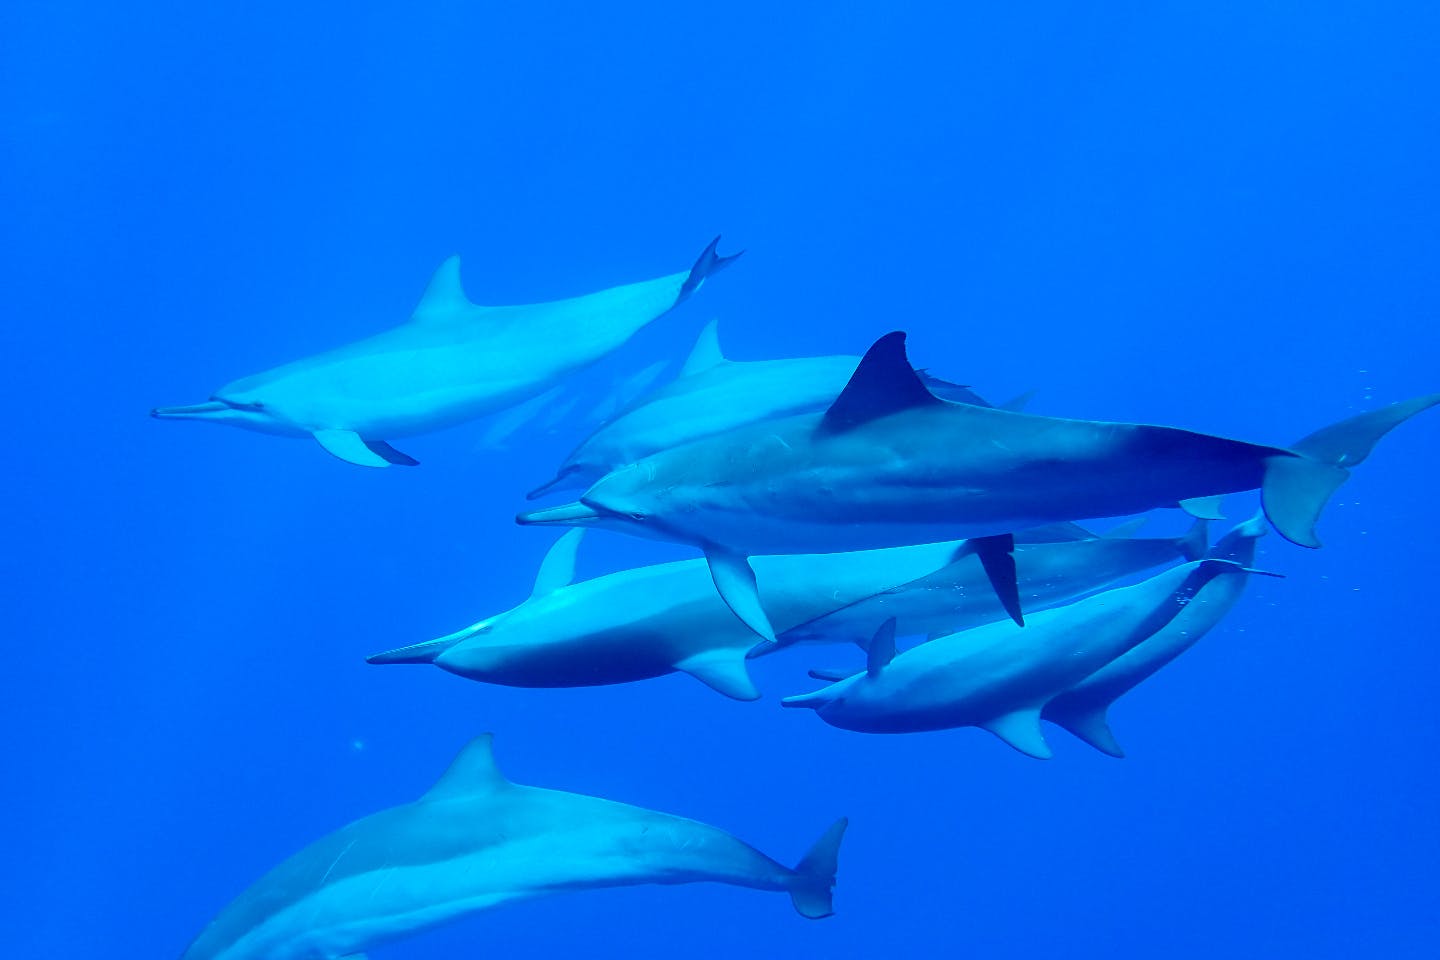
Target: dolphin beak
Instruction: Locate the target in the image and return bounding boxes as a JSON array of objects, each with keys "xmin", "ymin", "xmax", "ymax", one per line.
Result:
[
  {"xmin": 516, "ymin": 501, "xmax": 605, "ymax": 527},
  {"xmin": 151, "ymin": 400, "xmax": 230, "ymax": 421},
  {"xmin": 780, "ymin": 690, "xmax": 830, "ymax": 710}
]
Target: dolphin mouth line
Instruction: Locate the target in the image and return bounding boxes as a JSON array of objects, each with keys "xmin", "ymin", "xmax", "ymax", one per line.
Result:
[{"xmin": 151, "ymin": 400, "xmax": 229, "ymax": 419}]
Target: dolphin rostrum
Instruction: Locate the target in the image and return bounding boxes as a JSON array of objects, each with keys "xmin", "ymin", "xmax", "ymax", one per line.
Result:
[
  {"xmin": 527, "ymin": 318, "xmax": 989, "ymax": 499},
  {"xmin": 181, "ymin": 735, "xmax": 847, "ymax": 959},
  {"xmin": 518, "ymin": 330, "xmax": 1437, "ymax": 642},
  {"xmin": 153, "ymin": 238, "xmax": 740, "ymax": 467},
  {"xmin": 368, "ymin": 522, "xmax": 1201, "ymax": 699},
  {"xmin": 1042, "ymin": 514, "xmax": 1268, "ymax": 757},
  {"xmin": 780, "ymin": 560, "xmax": 1236, "ymax": 758}
]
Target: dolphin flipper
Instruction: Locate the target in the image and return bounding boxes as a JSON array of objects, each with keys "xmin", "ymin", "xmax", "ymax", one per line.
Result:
[
  {"xmin": 675, "ymin": 649, "xmax": 761, "ymax": 701},
  {"xmin": 314, "ymin": 429, "xmax": 392, "ymax": 468},
  {"xmin": 705, "ymin": 549, "xmax": 777, "ymax": 644}
]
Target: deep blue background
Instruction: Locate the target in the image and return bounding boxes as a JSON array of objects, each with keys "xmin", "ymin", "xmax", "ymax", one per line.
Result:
[{"xmin": 4, "ymin": 2, "xmax": 1438, "ymax": 957}]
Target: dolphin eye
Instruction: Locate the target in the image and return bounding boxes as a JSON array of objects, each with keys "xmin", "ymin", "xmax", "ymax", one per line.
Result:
[{"xmin": 627, "ymin": 511, "xmax": 647, "ymax": 521}]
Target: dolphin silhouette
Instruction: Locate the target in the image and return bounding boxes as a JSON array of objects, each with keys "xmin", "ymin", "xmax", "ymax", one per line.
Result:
[
  {"xmin": 519, "ymin": 330, "xmax": 1437, "ymax": 643},
  {"xmin": 181, "ymin": 735, "xmax": 847, "ymax": 960},
  {"xmin": 527, "ymin": 318, "xmax": 988, "ymax": 499},
  {"xmin": 780, "ymin": 560, "xmax": 1236, "ymax": 758},
  {"xmin": 153, "ymin": 238, "xmax": 739, "ymax": 467},
  {"xmin": 368, "ymin": 522, "xmax": 1201, "ymax": 699}
]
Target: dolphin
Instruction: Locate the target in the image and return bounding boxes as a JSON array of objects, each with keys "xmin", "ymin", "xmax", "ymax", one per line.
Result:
[
  {"xmin": 780, "ymin": 560, "xmax": 1236, "ymax": 758},
  {"xmin": 526, "ymin": 318, "xmax": 991, "ymax": 499},
  {"xmin": 518, "ymin": 330, "xmax": 1438, "ymax": 642},
  {"xmin": 181, "ymin": 735, "xmax": 847, "ymax": 960},
  {"xmin": 1042, "ymin": 514, "xmax": 1268, "ymax": 757},
  {"xmin": 152, "ymin": 238, "xmax": 740, "ymax": 467},
  {"xmin": 367, "ymin": 522, "xmax": 1200, "ymax": 699}
]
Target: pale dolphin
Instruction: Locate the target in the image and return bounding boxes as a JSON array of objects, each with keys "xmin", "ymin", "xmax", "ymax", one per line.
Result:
[
  {"xmin": 527, "ymin": 318, "xmax": 990, "ymax": 499},
  {"xmin": 152, "ymin": 238, "xmax": 739, "ymax": 467},
  {"xmin": 519, "ymin": 330, "xmax": 1438, "ymax": 642},
  {"xmin": 1042, "ymin": 515, "xmax": 1267, "ymax": 757},
  {"xmin": 367, "ymin": 523, "xmax": 1200, "ymax": 699},
  {"xmin": 181, "ymin": 735, "xmax": 847, "ymax": 960},
  {"xmin": 780, "ymin": 560, "xmax": 1236, "ymax": 758}
]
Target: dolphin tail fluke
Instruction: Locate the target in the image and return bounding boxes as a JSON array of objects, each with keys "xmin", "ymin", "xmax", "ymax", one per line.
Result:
[
  {"xmin": 788, "ymin": 817, "xmax": 848, "ymax": 919},
  {"xmin": 1041, "ymin": 700, "xmax": 1126, "ymax": 759},
  {"xmin": 678, "ymin": 236, "xmax": 743, "ymax": 303},
  {"xmin": 706, "ymin": 549, "xmax": 778, "ymax": 644},
  {"xmin": 1176, "ymin": 518, "xmax": 1210, "ymax": 562},
  {"xmin": 1260, "ymin": 456, "xmax": 1350, "ymax": 548},
  {"xmin": 1289, "ymin": 392, "xmax": 1440, "ymax": 467}
]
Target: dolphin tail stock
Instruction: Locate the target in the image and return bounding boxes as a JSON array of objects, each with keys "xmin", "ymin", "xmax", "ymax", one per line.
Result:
[
  {"xmin": 677, "ymin": 236, "xmax": 744, "ymax": 303},
  {"xmin": 787, "ymin": 817, "xmax": 848, "ymax": 919},
  {"xmin": 1040, "ymin": 699, "xmax": 1127, "ymax": 759},
  {"xmin": 1263, "ymin": 391, "xmax": 1440, "ymax": 548}
]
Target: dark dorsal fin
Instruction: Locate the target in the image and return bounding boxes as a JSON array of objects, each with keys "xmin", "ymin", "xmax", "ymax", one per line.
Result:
[{"xmin": 821, "ymin": 332, "xmax": 941, "ymax": 433}]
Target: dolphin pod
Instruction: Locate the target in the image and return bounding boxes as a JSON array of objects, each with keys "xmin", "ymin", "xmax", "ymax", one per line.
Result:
[
  {"xmin": 152, "ymin": 238, "xmax": 739, "ymax": 467},
  {"xmin": 163, "ymin": 240, "xmax": 1437, "ymax": 954},
  {"xmin": 518, "ymin": 330, "xmax": 1440, "ymax": 643},
  {"xmin": 181, "ymin": 735, "xmax": 846, "ymax": 960},
  {"xmin": 366, "ymin": 521, "xmax": 1202, "ymax": 699}
]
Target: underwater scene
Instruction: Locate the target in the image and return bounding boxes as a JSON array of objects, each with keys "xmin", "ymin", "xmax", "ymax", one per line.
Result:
[{"xmin": 5, "ymin": 2, "xmax": 1439, "ymax": 958}]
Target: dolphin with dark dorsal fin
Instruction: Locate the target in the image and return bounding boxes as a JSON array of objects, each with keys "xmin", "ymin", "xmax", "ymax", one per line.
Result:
[
  {"xmin": 181, "ymin": 735, "xmax": 847, "ymax": 960},
  {"xmin": 518, "ymin": 330, "xmax": 1437, "ymax": 643},
  {"xmin": 781, "ymin": 560, "xmax": 1237, "ymax": 758},
  {"xmin": 152, "ymin": 238, "xmax": 740, "ymax": 467},
  {"xmin": 367, "ymin": 522, "xmax": 1202, "ymax": 699},
  {"xmin": 527, "ymin": 318, "xmax": 988, "ymax": 500}
]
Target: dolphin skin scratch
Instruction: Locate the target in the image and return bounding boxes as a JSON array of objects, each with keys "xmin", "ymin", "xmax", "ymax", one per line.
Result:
[
  {"xmin": 518, "ymin": 330, "xmax": 1437, "ymax": 643},
  {"xmin": 153, "ymin": 238, "xmax": 739, "ymax": 467},
  {"xmin": 367, "ymin": 523, "xmax": 1201, "ymax": 699},
  {"xmin": 182, "ymin": 735, "xmax": 846, "ymax": 960},
  {"xmin": 781, "ymin": 560, "xmax": 1236, "ymax": 758}
]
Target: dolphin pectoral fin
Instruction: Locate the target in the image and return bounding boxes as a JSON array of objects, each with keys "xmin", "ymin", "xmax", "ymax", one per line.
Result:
[
  {"xmin": 865, "ymin": 618, "xmax": 897, "ymax": 677},
  {"xmin": 705, "ymin": 549, "xmax": 777, "ymax": 644},
  {"xmin": 963, "ymin": 533, "xmax": 1023, "ymax": 626},
  {"xmin": 821, "ymin": 331, "xmax": 943, "ymax": 433},
  {"xmin": 1261, "ymin": 455, "xmax": 1350, "ymax": 548},
  {"xmin": 363, "ymin": 439, "xmax": 419, "ymax": 466},
  {"xmin": 678, "ymin": 236, "xmax": 743, "ymax": 303},
  {"xmin": 313, "ymin": 429, "xmax": 392, "ymax": 468},
  {"xmin": 788, "ymin": 817, "xmax": 848, "ymax": 919},
  {"xmin": 1042, "ymin": 699, "xmax": 1126, "ymax": 759},
  {"xmin": 675, "ymin": 649, "xmax": 761, "ymax": 701},
  {"xmin": 1289, "ymin": 391, "xmax": 1440, "ymax": 466},
  {"xmin": 979, "ymin": 708, "xmax": 1051, "ymax": 759},
  {"xmin": 1178, "ymin": 495, "xmax": 1226, "ymax": 520}
]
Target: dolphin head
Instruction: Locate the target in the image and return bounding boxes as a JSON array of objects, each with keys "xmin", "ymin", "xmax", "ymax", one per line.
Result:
[
  {"xmin": 152, "ymin": 377, "xmax": 308, "ymax": 437},
  {"xmin": 781, "ymin": 674, "xmax": 864, "ymax": 718},
  {"xmin": 517, "ymin": 465, "xmax": 681, "ymax": 543}
]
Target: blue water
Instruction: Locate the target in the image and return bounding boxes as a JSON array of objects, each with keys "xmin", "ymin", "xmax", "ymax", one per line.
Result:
[{"xmin": 5, "ymin": 2, "xmax": 1438, "ymax": 957}]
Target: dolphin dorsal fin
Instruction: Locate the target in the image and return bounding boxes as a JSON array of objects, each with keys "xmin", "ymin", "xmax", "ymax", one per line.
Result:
[
  {"xmin": 410, "ymin": 256, "xmax": 472, "ymax": 321},
  {"xmin": 422, "ymin": 734, "xmax": 509, "ymax": 801},
  {"xmin": 866, "ymin": 618, "xmax": 898, "ymax": 677},
  {"xmin": 821, "ymin": 332, "xmax": 941, "ymax": 433},
  {"xmin": 681, "ymin": 319, "xmax": 727, "ymax": 376},
  {"xmin": 531, "ymin": 529, "xmax": 584, "ymax": 598}
]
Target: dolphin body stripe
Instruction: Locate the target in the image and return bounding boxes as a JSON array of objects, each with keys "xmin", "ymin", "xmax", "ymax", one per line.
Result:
[
  {"xmin": 181, "ymin": 736, "xmax": 846, "ymax": 960},
  {"xmin": 519, "ymin": 330, "xmax": 1438, "ymax": 641},
  {"xmin": 153, "ymin": 238, "xmax": 739, "ymax": 467}
]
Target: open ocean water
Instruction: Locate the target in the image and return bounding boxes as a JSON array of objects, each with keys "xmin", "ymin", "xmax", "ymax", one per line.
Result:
[{"xmin": 4, "ymin": 2, "xmax": 1438, "ymax": 957}]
